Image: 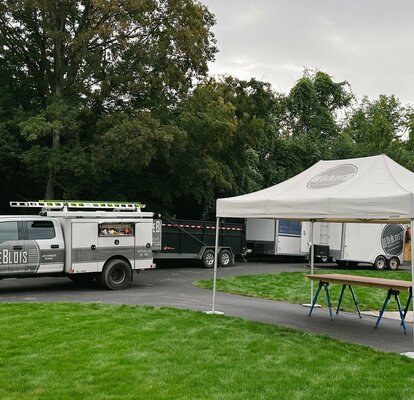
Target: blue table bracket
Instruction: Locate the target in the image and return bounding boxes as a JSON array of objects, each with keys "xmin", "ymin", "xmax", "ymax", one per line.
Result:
[
  {"xmin": 336, "ymin": 284, "xmax": 362, "ymax": 318},
  {"xmin": 308, "ymin": 281, "xmax": 333, "ymax": 320},
  {"xmin": 375, "ymin": 289, "xmax": 408, "ymax": 335}
]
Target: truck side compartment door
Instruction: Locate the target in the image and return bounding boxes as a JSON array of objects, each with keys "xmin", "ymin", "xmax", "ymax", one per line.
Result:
[
  {"xmin": 135, "ymin": 220, "xmax": 153, "ymax": 269},
  {"xmin": 71, "ymin": 222, "xmax": 98, "ymax": 273},
  {"xmin": 23, "ymin": 220, "xmax": 64, "ymax": 274},
  {"xmin": 97, "ymin": 222, "xmax": 135, "ymax": 269}
]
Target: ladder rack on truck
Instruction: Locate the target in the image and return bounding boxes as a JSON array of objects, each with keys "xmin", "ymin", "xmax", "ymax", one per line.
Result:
[
  {"xmin": 0, "ymin": 201, "xmax": 159, "ymax": 290},
  {"xmin": 153, "ymin": 219, "xmax": 246, "ymax": 268}
]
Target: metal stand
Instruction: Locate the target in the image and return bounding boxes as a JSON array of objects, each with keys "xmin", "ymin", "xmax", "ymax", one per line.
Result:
[
  {"xmin": 308, "ymin": 281, "xmax": 333, "ymax": 319},
  {"xmin": 375, "ymin": 289, "xmax": 407, "ymax": 334},
  {"xmin": 336, "ymin": 284, "xmax": 362, "ymax": 318}
]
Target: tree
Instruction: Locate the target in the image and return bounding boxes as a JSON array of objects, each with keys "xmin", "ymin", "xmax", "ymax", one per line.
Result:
[
  {"xmin": 283, "ymin": 70, "xmax": 353, "ymax": 141},
  {"xmin": 167, "ymin": 77, "xmax": 281, "ymax": 218},
  {"xmin": 342, "ymin": 95, "xmax": 414, "ymax": 169},
  {"xmin": 0, "ymin": 0, "xmax": 216, "ymax": 198}
]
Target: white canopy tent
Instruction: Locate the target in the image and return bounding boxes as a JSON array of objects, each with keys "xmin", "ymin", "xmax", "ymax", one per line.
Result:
[{"xmin": 211, "ymin": 154, "xmax": 414, "ymax": 348}]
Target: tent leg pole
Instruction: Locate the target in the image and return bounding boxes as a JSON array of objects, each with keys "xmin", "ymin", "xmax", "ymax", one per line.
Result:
[
  {"xmin": 411, "ymin": 219, "xmax": 414, "ymax": 351},
  {"xmin": 205, "ymin": 217, "xmax": 224, "ymax": 315},
  {"xmin": 402, "ymin": 219, "xmax": 414, "ymax": 358},
  {"xmin": 310, "ymin": 220, "xmax": 315, "ymax": 303},
  {"xmin": 303, "ymin": 220, "xmax": 319, "ymax": 308}
]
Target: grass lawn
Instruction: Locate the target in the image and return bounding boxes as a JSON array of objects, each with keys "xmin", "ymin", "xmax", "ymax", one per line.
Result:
[
  {"xmin": 0, "ymin": 303, "xmax": 413, "ymax": 400},
  {"xmin": 194, "ymin": 269, "xmax": 412, "ymax": 312}
]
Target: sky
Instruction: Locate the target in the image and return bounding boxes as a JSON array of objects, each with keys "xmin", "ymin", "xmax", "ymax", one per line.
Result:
[{"xmin": 200, "ymin": 0, "xmax": 414, "ymax": 105}]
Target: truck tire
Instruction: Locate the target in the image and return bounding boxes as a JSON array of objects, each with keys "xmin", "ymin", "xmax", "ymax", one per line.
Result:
[
  {"xmin": 374, "ymin": 255, "xmax": 387, "ymax": 271},
  {"xmin": 69, "ymin": 273, "xmax": 96, "ymax": 286},
  {"xmin": 219, "ymin": 249, "xmax": 233, "ymax": 267},
  {"xmin": 388, "ymin": 256, "xmax": 400, "ymax": 271},
  {"xmin": 100, "ymin": 259, "xmax": 132, "ymax": 290},
  {"xmin": 202, "ymin": 249, "xmax": 215, "ymax": 268}
]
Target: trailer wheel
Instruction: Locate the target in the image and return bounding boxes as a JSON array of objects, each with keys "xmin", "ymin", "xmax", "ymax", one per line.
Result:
[
  {"xmin": 388, "ymin": 256, "xmax": 400, "ymax": 271},
  {"xmin": 336, "ymin": 260, "xmax": 347, "ymax": 268},
  {"xmin": 374, "ymin": 255, "xmax": 387, "ymax": 271},
  {"xmin": 100, "ymin": 259, "xmax": 132, "ymax": 290},
  {"xmin": 202, "ymin": 249, "xmax": 215, "ymax": 268},
  {"xmin": 219, "ymin": 249, "xmax": 233, "ymax": 267}
]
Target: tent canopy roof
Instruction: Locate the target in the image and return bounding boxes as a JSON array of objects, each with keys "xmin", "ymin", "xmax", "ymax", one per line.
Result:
[{"xmin": 216, "ymin": 154, "xmax": 414, "ymax": 223}]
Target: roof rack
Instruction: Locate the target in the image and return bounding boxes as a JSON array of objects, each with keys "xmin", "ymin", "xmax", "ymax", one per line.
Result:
[
  {"xmin": 10, "ymin": 200, "xmax": 146, "ymax": 211},
  {"xmin": 9, "ymin": 200, "xmax": 152, "ymax": 218}
]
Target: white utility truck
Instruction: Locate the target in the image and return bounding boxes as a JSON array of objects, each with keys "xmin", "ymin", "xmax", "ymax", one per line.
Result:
[{"xmin": 0, "ymin": 201, "xmax": 160, "ymax": 289}]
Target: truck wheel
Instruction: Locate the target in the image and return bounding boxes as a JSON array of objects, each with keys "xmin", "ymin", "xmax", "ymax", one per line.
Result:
[
  {"xmin": 69, "ymin": 273, "xmax": 96, "ymax": 286},
  {"xmin": 219, "ymin": 249, "xmax": 233, "ymax": 267},
  {"xmin": 100, "ymin": 259, "xmax": 132, "ymax": 290},
  {"xmin": 388, "ymin": 256, "xmax": 400, "ymax": 271},
  {"xmin": 374, "ymin": 255, "xmax": 387, "ymax": 271},
  {"xmin": 202, "ymin": 249, "xmax": 215, "ymax": 268}
]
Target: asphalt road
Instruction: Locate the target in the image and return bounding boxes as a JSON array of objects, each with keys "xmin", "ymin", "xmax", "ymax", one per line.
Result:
[{"xmin": 0, "ymin": 260, "xmax": 413, "ymax": 354}]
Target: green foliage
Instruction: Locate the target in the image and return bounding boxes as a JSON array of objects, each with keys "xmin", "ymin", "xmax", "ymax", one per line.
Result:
[
  {"xmin": 0, "ymin": 0, "xmax": 413, "ymax": 217},
  {"xmin": 342, "ymin": 95, "xmax": 414, "ymax": 169},
  {"xmin": 0, "ymin": 0, "xmax": 216, "ymax": 200}
]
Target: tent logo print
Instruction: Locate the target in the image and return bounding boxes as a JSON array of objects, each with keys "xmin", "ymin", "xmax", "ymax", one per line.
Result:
[{"xmin": 307, "ymin": 164, "xmax": 358, "ymax": 189}]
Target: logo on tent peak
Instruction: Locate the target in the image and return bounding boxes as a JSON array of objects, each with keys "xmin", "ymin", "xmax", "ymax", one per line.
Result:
[{"xmin": 307, "ymin": 164, "xmax": 358, "ymax": 189}]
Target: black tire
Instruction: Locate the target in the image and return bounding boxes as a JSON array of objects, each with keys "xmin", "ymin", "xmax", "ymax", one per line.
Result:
[
  {"xmin": 100, "ymin": 259, "xmax": 132, "ymax": 290},
  {"xmin": 374, "ymin": 255, "xmax": 387, "ymax": 271},
  {"xmin": 202, "ymin": 249, "xmax": 215, "ymax": 268},
  {"xmin": 388, "ymin": 256, "xmax": 400, "ymax": 271},
  {"xmin": 347, "ymin": 261, "xmax": 359, "ymax": 268},
  {"xmin": 219, "ymin": 249, "xmax": 233, "ymax": 267},
  {"xmin": 69, "ymin": 273, "xmax": 96, "ymax": 285},
  {"xmin": 336, "ymin": 260, "xmax": 347, "ymax": 268}
]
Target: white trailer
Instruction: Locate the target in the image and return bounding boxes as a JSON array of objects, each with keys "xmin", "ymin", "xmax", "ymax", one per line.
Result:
[
  {"xmin": 248, "ymin": 219, "xmax": 405, "ymax": 270},
  {"xmin": 301, "ymin": 221, "xmax": 405, "ymax": 269},
  {"xmin": 246, "ymin": 219, "xmax": 304, "ymax": 257},
  {"xmin": 0, "ymin": 201, "xmax": 160, "ymax": 289},
  {"xmin": 328, "ymin": 223, "xmax": 405, "ymax": 270}
]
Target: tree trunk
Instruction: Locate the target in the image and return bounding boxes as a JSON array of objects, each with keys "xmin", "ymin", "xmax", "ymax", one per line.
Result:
[{"xmin": 45, "ymin": 2, "xmax": 65, "ymax": 200}]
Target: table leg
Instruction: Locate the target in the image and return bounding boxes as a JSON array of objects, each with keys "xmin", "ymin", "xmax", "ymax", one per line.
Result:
[
  {"xmin": 336, "ymin": 284, "xmax": 346, "ymax": 315},
  {"xmin": 403, "ymin": 289, "xmax": 412, "ymax": 321},
  {"xmin": 394, "ymin": 292, "xmax": 407, "ymax": 335},
  {"xmin": 349, "ymin": 285, "xmax": 362, "ymax": 318},
  {"xmin": 308, "ymin": 281, "xmax": 323, "ymax": 317},
  {"xmin": 375, "ymin": 290, "xmax": 392, "ymax": 330},
  {"xmin": 323, "ymin": 283, "xmax": 333, "ymax": 320}
]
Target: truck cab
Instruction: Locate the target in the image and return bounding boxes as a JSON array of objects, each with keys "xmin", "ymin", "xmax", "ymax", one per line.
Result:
[{"xmin": 0, "ymin": 216, "xmax": 64, "ymax": 277}]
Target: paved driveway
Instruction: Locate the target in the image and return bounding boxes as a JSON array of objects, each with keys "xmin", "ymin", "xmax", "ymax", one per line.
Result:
[{"xmin": 0, "ymin": 261, "xmax": 412, "ymax": 354}]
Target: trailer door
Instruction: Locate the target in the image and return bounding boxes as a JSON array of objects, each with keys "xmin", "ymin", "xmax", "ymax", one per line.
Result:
[{"xmin": 71, "ymin": 222, "xmax": 98, "ymax": 273}]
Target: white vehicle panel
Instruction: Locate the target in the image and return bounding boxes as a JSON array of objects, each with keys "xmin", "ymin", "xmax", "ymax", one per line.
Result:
[{"xmin": 71, "ymin": 222, "xmax": 98, "ymax": 273}]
